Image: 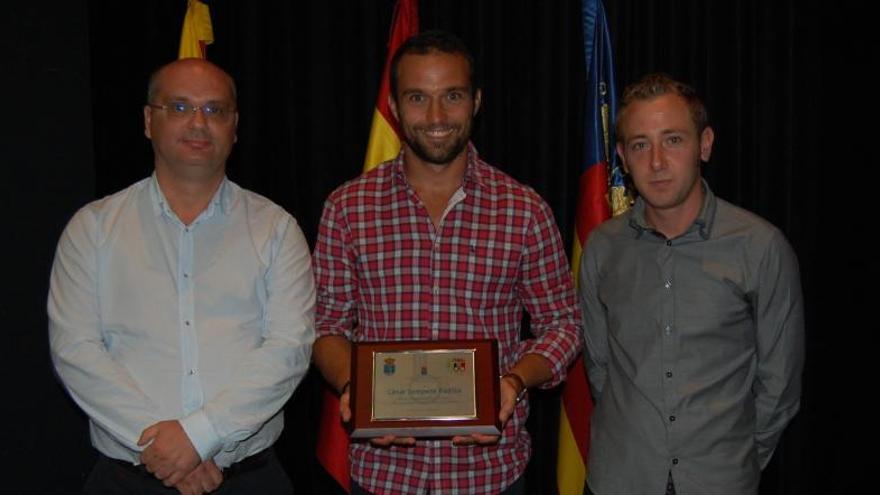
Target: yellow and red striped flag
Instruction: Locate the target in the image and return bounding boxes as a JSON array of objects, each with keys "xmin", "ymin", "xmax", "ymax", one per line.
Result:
[
  {"xmin": 178, "ymin": 0, "xmax": 213, "ymax": 59},
  {"xmin": 558, "ymin": 0, "xmax": 626, "ymax": 493},
  {"xmin": 315, "ymin": 2, "xmax": 418, "ymax": 492}
]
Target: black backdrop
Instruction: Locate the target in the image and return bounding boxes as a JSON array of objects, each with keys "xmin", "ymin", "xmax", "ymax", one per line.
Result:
[{"xmin": 2, "ymin": 1, "xmax": 871, "ymax": 493}]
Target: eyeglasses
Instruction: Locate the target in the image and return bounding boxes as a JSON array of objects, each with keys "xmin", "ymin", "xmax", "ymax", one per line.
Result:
[{"xmin": 148, "ymin": 102, "xmax": 235, "ymax": 122}]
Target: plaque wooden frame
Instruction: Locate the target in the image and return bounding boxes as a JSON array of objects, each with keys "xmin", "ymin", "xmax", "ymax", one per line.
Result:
[{"xmin": 350, "ymin": 339, "xmax": 501, "ymax": 439}]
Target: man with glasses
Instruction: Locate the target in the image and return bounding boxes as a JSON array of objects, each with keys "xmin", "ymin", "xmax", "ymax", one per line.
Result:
[{"xmin": 48, "ymin": 58, "xmax": 315, "ymax": 495}]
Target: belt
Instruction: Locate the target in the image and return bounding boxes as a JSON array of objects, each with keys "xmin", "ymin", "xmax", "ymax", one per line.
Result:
[
  {"xmin": 222, "ymin": 448, "xmax": 274, "ymax": 477},
  {"xmin": 104, "ymin": 448, "xmax": 274, "ymax": 480}
]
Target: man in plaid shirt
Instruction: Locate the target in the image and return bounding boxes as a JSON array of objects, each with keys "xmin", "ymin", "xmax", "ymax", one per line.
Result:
[{"xmin": 312, "ymin": 30, "xmax": 582, "ymax": 495}]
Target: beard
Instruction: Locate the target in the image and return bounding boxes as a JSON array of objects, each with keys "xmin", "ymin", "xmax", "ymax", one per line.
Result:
[{"xmin": 403, "ymin": 124, "xmax": 471, "ymax": 166}]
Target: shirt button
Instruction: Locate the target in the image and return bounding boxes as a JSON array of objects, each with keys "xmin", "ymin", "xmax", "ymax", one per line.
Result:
[
  {"xmin": 433, "ymin": 285, "xmax": 439, "ymax": 295},
  {"xmin": 666, "ymin": 240, "xmax": 672, "ymax": 246},
  {"xmin": 183, "ymin": 273, "xmax": 189, "ymax": 278},
  {"xmin": 664, "ymin": 280, "xmax": 672, "ymax": 289},
  {"xmin": 672, "ymin": 458, "xmax": 679, "ymax": 465},
  {"xmin": 664, "ymin": 325, "xmax": 671, "ymax": 335},
  {"xmin": 666, "ymin": 371, "xmax": 673, "ymax": 378},
  {"xmin": 188, "ymin": 368, "xmax": 196, "ymax": 375},
  {"xmin": 185, "ymin": 320, "xmax": 191, "ymax": 326},
  {"xmin": 669, "ymin": 415, "xmax": 676, "ymax": 422}
]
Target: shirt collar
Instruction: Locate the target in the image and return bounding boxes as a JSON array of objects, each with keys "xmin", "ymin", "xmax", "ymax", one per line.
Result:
[
  {"xmin": 149, "ymin": 172, "xmax": 233, "ymax": 222},
  {"xmin": 628, "ymin": 178, "xmax": 716, "ymax": 240},
  {"xmin": 392, "ymin": 142, "xmax": 488, "ymax": 192}
]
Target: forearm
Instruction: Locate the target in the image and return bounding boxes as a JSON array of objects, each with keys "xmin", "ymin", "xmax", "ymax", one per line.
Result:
[
  {"xmin": 197, "ymin": 218, "xmax": 315, "ymax": 455},
  {"xmin": 517, "ymin": 269, "xmax": 582, "ymax": 388},
  {"xmin": 580, "ymin": 237, "xmax": 609, "ymax": 400},
  {"xmin": 584, "ymin": 353, "xmax": 607, "ymax": 401},
  {"xmin": 48, "ymin": 213, "xmax": 157, "ymax": 450},
  {"xmin": 313, "ymin": 335, "xmax": 352, "ymax": 392},
  {"xmin": 753, "ymin": 230, "xmax": 805, "ymax": 467},
  {"xmin": 518, "ymin": 201, "xmax": 583, "ymax": 387},
  {"xmin": 312, "ymin": 197, "xmax": 359, "ymax": 395},
  {"xmin": 508, "ymin": 353, "xmax": 554, "ymax": 389},
  {"xmin": 50, "ymin": 330, "xmax": 158, "ymax": 450}
]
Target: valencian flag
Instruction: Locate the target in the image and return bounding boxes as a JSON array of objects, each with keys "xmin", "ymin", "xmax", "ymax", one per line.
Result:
[
  {"xmin": 178, "ymin": 0, "xmax": 213, "ymax": 59},
  {"xmin": 557, "ymin": 0, "xmax": 627, "ymax": 493},
  {"xmin": 314, "ymin": 1, "xmax": 419, "ymax": 492}
]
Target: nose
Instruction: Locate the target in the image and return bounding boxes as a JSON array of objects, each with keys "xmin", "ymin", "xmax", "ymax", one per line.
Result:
[
  {"xmin": 650, "ymin": 142, "xmax": 664, "ymax": 170},
  {"xmin": 426, "ymin": 97, "xmax": 446, "ymax": 124},
  {"xmin": 187, "ymin": 106, "xmax": 209, "ymax": 128}
]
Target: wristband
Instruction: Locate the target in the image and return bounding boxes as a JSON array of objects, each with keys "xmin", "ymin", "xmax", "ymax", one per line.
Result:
[{"xmin": 501, "ymin": 372, "xmax": 527, "ymax": 403}]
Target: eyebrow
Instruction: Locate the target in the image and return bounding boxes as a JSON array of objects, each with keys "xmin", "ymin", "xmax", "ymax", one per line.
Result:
[
  {"xmin": 400, "ymin": 86, "xmax": 471, "ymax": 95},
  {"xmin": 165, "ymin": 95, "xmax": 232, "ymax": 104},
  {"xmin": 628, "ymin": 128, "xmax": 687, "ymax": 138}
]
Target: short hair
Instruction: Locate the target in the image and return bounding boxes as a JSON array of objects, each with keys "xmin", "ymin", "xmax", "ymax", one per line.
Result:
[
  {"xmin": 146, "ymin": 59, "xmax": 238, "ymax": 103},
  {"xmin": 389, "ymin": 29, "xmax": 478, "ymax": 100},
  {"xmin": 616, "ymin": 73, "xmax": 708, "ymax": 141},
  {"xmin": 146, "ymin": 69, "xmax": 162, "ymax": 103}
]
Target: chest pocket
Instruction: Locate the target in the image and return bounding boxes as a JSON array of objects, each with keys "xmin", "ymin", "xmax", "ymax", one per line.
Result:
[{"xmin": 451, "ymin": 236, "xmax": 520, "ymax": 310}]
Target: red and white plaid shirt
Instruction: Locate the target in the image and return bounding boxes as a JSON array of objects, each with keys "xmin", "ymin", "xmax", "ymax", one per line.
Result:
[{"xmin": 314, "ymin": 145, "xmax": 581, "ymax": 495}]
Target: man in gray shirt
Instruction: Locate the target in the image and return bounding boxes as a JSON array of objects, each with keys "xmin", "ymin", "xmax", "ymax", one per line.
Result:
[{"xmin": 580, "ymin": 73, "xmax": 804, "ymax": 495}]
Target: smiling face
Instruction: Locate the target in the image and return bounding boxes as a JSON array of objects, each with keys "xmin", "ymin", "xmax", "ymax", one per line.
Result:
[
  {"xmin": 388, "ymin": 50, "xmax": 481, "ymax": 169},
  {"xmin": 144, "ymin": 59, "xmax": 238, "ymax": 185},
  {"xmin": 616, "ymin": 93, "xmax": 714, "ymax": 225}
]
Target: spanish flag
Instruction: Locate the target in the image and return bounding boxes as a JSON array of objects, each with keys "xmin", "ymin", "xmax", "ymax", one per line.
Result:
[
  {"xmin": 557, "ymin": 0, "xmax": 627, "ymax": 493},
  {"xmin": 362, "ymin": 0, "xmax": 419, "ymax": 172},
  {"xmin": 315, "ymin": 2, "xmax": 418, "ymax": 492},
  {"xmin": 178, "ymin": 0, "xmax": 213, "ymax": 59}
]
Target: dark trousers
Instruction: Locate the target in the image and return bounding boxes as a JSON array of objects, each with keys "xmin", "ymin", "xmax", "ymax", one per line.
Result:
[
  {"xmin": 83, "ymin": 448, "xmax": 292, "ymax": 495},
  {"xmin": 351, "ymin": 475, "xmax": 524, "ymax": 495}
]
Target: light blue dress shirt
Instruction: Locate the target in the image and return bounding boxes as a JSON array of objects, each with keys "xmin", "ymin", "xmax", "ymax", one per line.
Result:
[{"xmin": 48, "ymin": 175, "xmax": 315, "ymax": 468}]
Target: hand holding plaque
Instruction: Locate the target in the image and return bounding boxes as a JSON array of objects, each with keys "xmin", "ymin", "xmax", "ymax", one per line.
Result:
[{"xmin": 349, "ymin": 340, "xmax": 501, "ymax": 439}]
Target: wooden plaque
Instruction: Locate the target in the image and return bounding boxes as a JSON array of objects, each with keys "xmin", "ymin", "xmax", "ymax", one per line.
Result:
[{"xmin": 350, "ymin": 339, "xmax": 501, "ymax": 438}]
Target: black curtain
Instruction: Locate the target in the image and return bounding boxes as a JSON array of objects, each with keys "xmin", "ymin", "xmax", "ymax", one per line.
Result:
[{"xmin": 8, "ymin": 0, "xmax": 865, "ymax": 493}]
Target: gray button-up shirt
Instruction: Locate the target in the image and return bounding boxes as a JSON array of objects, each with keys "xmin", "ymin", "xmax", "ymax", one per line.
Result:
[{"xmin": 580, "ymin": 181, "xmax": 804, "ymax": 495}]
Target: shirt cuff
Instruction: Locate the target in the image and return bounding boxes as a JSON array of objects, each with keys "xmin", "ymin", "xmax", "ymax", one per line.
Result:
[{"xmin": 179, "ymin": 410, "xmax": 222, "ymax": 461}]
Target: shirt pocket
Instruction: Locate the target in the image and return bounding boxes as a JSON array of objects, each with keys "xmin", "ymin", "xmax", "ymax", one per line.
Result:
[{"xmin": 453, "ymin": 238, "xmax": 518, "ymax": 310}]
